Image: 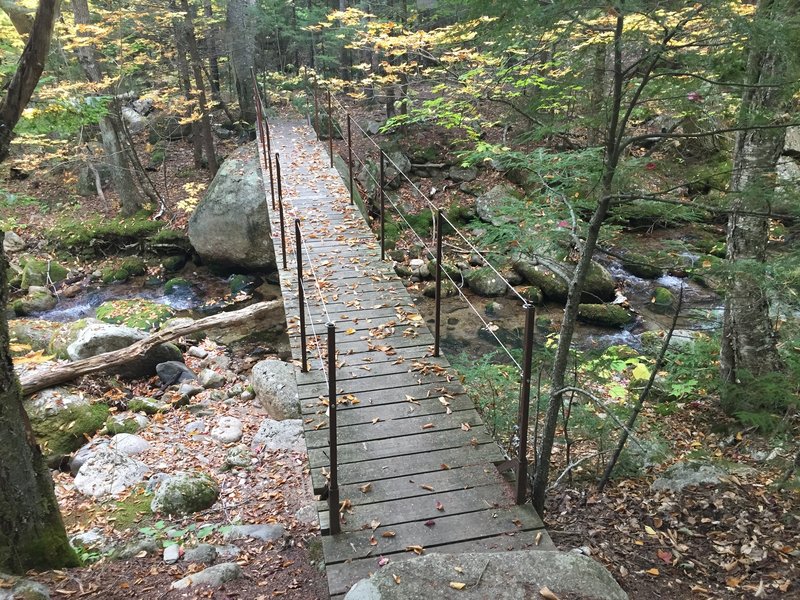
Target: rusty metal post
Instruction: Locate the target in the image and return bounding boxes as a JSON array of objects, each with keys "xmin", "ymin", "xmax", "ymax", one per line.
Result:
[
  {"xmin": 313, "ymin": 83, "xmax": 320, "ymax": 141},
  {"xmin": 347, "ymin": 114, "xmax": 354, "ymax": 205},
  {"xmin": 295, "ymin": 219, "xmax": 308, "ymax": 373},
  {"xmin": 327, "ymin": 322, "xmax": 341, "ymax": 535},
  {"xmin": 264, "ymin": 116, "xmax": 276, "ymax": 211},
  {"xmin": 379, "ymin": 150, "xmax": 385, "ymax": 261},
  {"xmin": 327, "ymin": 89, "xmax": 333, "ymax": 168},
  {"xmin": 275, "ymin": 152, "xmax": 287, "ymax": 270},
  {"xmin": 515, "ymin": 303, "xmax": 536, "ymax": 505},
  {"xmin": 434, "ymin": 209, "xmax": 443, "ymax": 358}
]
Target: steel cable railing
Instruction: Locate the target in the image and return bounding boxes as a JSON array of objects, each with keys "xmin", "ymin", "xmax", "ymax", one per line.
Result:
[{"xmin": 318, "ymin": 82, "xmax": 538, "ymax": 504}]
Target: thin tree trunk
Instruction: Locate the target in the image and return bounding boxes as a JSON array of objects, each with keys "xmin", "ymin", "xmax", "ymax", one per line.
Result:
[
  {"xmin": 181, "ymin": 0, "xmax": 218, "ymax": 176},
  {"xmin": 72, "ymin": 0, "xmax": 143, "ymax": 215},
  {"xmin": 171, "ymin": 5, "xmax": 203, "ymax": 168},
  {"xmin": 204, "ymin": 0, "xmax": 221, "ymax": 102},
  {"xmin": 0, "ymin": 251, "xmax": 78, "ymax": 573},
  {"xmin": 0, "ymin": 0, "xmax": 57, "ymax": 162},
  {"xmin": 226, "ymin": 0, "xmax": 256, "ymax": 125},
  {"xmin": 721, "ymin": 0, "xmax": 786, "ymax": 388}
]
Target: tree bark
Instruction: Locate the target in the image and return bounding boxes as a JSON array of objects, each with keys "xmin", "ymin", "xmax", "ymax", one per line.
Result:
[
  {"xmin": 0, "ymin": 0, "xmax": 57, "ymax": 162},
  {"xmin": 720, "ymin": 0, "xmax": 787, "ymax": 388},
  {"xmin": 226, "ymin": 0, "xmax": 257, "ymax": 125},
  {"xmin": 0, "ymin": 250, "xmax": 78, "ymax": 573},
  {"xmin": 204, "ymin": 0, "xmax": 222, "ymax": 102},
  {"xmin": 71, "ymin": 0, "xmax": 143, "ymax": 215},
  {"xmin": 20, "ymin": 300, "xmax": 282, "ymax": 395},
  {"xmin": 181, "ymin": 0, "xmax": 218, "ymax": 176},
  {"xmin": 170, "ymin": 1, "xmax": 204, "ymax": 168}
]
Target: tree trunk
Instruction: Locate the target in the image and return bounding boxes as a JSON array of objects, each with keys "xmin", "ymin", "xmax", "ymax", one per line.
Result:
[
  {"xmin": 71, "ymin": 0, "xmax": 143, "ymax": 215},
  {"xmin": 181, "ymin": 0, "xmax": 218, "ymax": 176},
  {"xmin": 720, "ymin": 0, "xmax": 786, "ymax": 388},
  {"xmin": 171, "ymin": 2, "xmax": 203, "ymax": 168},
  {"xmin": 226, "ymin": 0, "xmax": 257, "ymax": 125},
  {"xmin": 0, "ymin": 0, "xmax": 35, "ymax": 37},
  {"xmin": 0, "ymin": 0, "xmax": 57, "ymax": 162},
  {"xmin": 204, "ymin": 0, "xmax": 222, "ymax": 102},
  {"xmin": 0, "ymin": 251, "xmax": 77, "ymax": 573}
]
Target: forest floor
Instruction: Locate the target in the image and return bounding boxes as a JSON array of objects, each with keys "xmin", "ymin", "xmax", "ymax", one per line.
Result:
[{"xmin": 1, "ymin": 107, "xmax": 799, "ymax": 599}]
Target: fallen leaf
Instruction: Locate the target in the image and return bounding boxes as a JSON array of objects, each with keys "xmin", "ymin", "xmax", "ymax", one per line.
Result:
[
  {"xmin": 392, "ymin": 574, "xmax": 401, "ymax": 584},
  {"xmin": 449, "ymin": 582, "xmax": 467, "ymax": 590},
  {"xmin": 369, "ymin": 536, "xmax": 377, "ymax": 546},
  {"xmin": 420, "ymin": 484, "xmax": 434, "ymax": 491},
  {"xmin": 406, "ymin": 545, "xmax": 425, "ymax": 555},
  {"xmin": 382, "ymin": 531, "xmax": 396, "ymax": 538},
  {"xmin": 461, "ymin": 422, "xmax": 471, "ymax": 431},
  {"xmin": 422, "ymin": 423, "xmax": 435, "ymax": 430},
  {"xmin": 435, "ymin": 500, "xmax": 444, "ymax": 511},
  {"xmin": 370, "ymin": 519, "xmax": 381, "ymax": 531},
  {"xmin": 539, "ymin": 587, "xmax": 560, "ymax": 600},
  {"xmin": 359, "ymin": 483, "xmax": 373, "ymax": 494},
  {"xmin": 644, "ymin": 525, "xmax": 658, "ymax": 536},
  {"xmin": 378, "ymin": 556, "xmax": 389, "ymax": 567},
  {"xmin": 424, "ymin": 519, "xmax": 435, "ymax": 527},
  {"xmin": 657, "ymin": 549, "xmax": 672, "ymax": 564},
  {"xmin": 646, "ymin": 568, "xmax": 660, "ymax": 576}
]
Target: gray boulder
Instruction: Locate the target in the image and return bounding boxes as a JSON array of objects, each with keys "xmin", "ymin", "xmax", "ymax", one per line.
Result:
[
  {"xmin": 25, "ymin": 387, "xmax": 88, "ymax": 419},
  {"xmin": 475, "ymin": 184, "xmax": 521, "ymax": 226},
  {"xmin": 184, "ymin": 544, "xmax": 218, "ymax": 564},
  {"xmin": 151, "ymin": 472, "xmax": 219, "ymax": 515},
  {"xmin": 384, "ymin": 150, "xmax": 411, "ymax": 189},
  {"xmin": 0, "ymin": 577, "xmax": 51, "ymax": 600},
  {"xmin": 447, "ymin": 166, "xmax": 478, "ymax": 182},
  {"xmin": 225, "ymin": 444, "xmax": 253, "ymax": 468},
  {"xmin": 156, "ymin": 361, "xmax": 196, "ymax": 385},
  {"xmin": 67, "ymin": 322, "xmax": 182, "ymax": 379},
  {"xmin": 464, "ymin": 268, "xmax": 507, "ymax": 297},
  {"xmin": 251, "ymin": 418, "xmax": 304, "ymax": 452},
  {"xmin": 652, "ymin": 460, "xmax": 755, "ymax": 494},
  {"xmin": 199, "ymin": 368, "xmax": 225, "ymax": 389},
  {"xmin": 223, "ymin": 523, "xmax": 284, "ymax": 542},
  {"xmin": 4, "ymin": 231, "xmax": 25, "ymax": 253},
  {"xmin": 188, "ymin": 143, "xmax": 275, "ymax": 271},
  {"xmin": 69, "ymin": 438, "xmax": 109, "ymax": 475},
  {"xmin": 784, "ymin": 125, "xmax": 800, "ymax": 155},
  {"xmin": 344, "ymin": 551, "xmax": 627, "ymax": 600},
  {"xmin": 74, "ymin": 446, "xmax": 148, "ymax": 498},
  {"xmin": 210, "ymin": 416, "xmax": 243, "ymax": 443},
  {"xmin": 251, "ymin": 360, "xmax": 299, "ymax": 419},
  {"xmin": 121, "ymin": 106, "xmax": 148, "ymax": 134},
  {"xmin": 170, "ymin": 562, "xmax": 241, "ymax": 590},
  {"xmin": 108, "ymin": 433, "xmax": 150, "ymax": 456}
]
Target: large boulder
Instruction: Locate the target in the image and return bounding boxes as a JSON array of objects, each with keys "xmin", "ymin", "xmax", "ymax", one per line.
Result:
[
  {"xmin": 343, "ymin": 551, "xmax": 628, "ymax": 600},
  {"xmin": 251, "ymin": 418, "xmax": 304, "ymax": 452},
  {"xmin": 464, "ymin": 267, "xmax": 507, "ymax": 297},
  {"xmin": 513, "ymin": 257, "xmax": 616, "ymax": 304},
  {"xmin": 74, "ymin": 446, "xmax": 149, "ymax": 498},
  {"xmin": 188, "ymin": 144, "xmax": 275, "ymax": 272},
  {"xmin": 475, "ymin": 184, "xmax": 521, "ymax": 226},
  {"xmin": 251, "ymin": 360, "xmax": 299, "ymax": 419},
  {"xmin": 151, "ymin": 471, "xmax": 220, "ymax": 515},
  {"xmin": 67, "ymin": 322, "xmax": 182, "ymax": 379},
  {"xmin": 12, "ymin": 286, "xmax": 57, "ymax": 316},
  {"xmin": 25, "ymin": 387, "xmax": 88, "ymax": 419},
  {"xmin": 20, "ymin": 259, "xmax": 68, "ymax": 290},
  {"xmin": 95, "ymin": 299, "xmax": 175, "ymax": 331},
  {"xmin": 29, "ymin": 402, "xmax": 109, "ymax": 463}
]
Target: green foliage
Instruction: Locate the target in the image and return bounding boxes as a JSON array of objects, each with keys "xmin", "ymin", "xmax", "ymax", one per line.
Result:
[
  {"xmin": 657, "ymin": 334, "xmax": 720, "ymax": 402},
  {"xmin": 17, "ymin": 96, "xmax": 110, "ymax": 138},
  {"xmin": 722, "ymin": 369, "xmax": 800, "ymax": 433}
]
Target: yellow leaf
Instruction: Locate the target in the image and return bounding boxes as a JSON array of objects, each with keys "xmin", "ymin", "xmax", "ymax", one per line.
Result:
[
  {"xmin": 405, "ymin": 545, "xmax": 425, "ymax": 555},
  {"xmin": 449, "ymin": 582, "xmax": 467, "ymax": 590},
  {"xmin": 346, "ymin": 328, "xmax": 357, "ymax": 335},
  {"xmin": 14, "ymin": 350, "xmax": 55, "ymax": 365},
  {"xmin": 644, "ymin": 525, "xmax": 657, "ymax": 536},
  {"xmin": 646, "ymin": 568, "xmax": 660, "ymax": 576},
  {"xmin": 382, "ymin": 531, "xmax": 396, "ymax": 538},
  {"xmin": 631, "ymin": 363, "xmax": 651, "ymax": 381}
]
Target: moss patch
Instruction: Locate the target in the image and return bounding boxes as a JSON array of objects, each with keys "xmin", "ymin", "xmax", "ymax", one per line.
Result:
[
  {"xmin": 30, "ymin": 403, "xmax": 109, "ymax": 459},
  {"xmin": 164, "ymin": 278, "xmax": 191, "ymax": 294},
  {"xmin": 577, "ymin": 304, "xmax": 634, "ymax": 328},
  {"xmin": 20, "ymin": 259, "xmax": 68, "ymax": 289},
  {"xmin": 128, "ymin": 397, "xmax": 169, "ymax": 415},
  {"xmin": 45, "ymin": 214, "xmax": 163, "ymax": 256},
  {"xmin": 111, "ymin": 490, "xmax": 153, "ymax": 530},
  {"xmin": 96, "ymin": 299, "xmax": 175, "ymax": 331},
  {"xmin": 650, "ymin": 287, "xmax": 675, "ymax": 314},
  {"xmin": 105, "ymin": 416, "xmax": 141, "ymax": 435}
]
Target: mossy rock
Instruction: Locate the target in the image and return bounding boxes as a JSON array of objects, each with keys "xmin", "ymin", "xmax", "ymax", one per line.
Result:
[
  {"xmin": 151, "ymin": 472, "xmax": 220, "ymax": 515},
  {"xmin": 20, "ymin": 259, "xmax": 68, "ymax": 289},
  {"xmin": 228, "ymin": 274, "xmax": 257, "ymax": 295},
  {"xmin": 101, "ymin": 267, "xmax": 130, "ymax": 284},
  {"xmin": 622, "ymin": 253, "xmax": 663, "ymax": 279},
  {"xmin": 120, "ymin": 257, "xmax": 147, "ymax": 276},
  {"xmin": 161, "ymin": 255, "xmax": 187, "ymax": 273},
  {"xmin": 577, "ymin": 304, "xmax": 634, "ymax": 328},
  {"xmin": 105, "ymin": 416, "xmax": 141, "ymax": 435},
  {"xmin": 689, "ymin": 255, "xmax": 725, "ymax": 292},
  {"xmin": 128, "ymin": 397, "xmax": 169, "ymax": 415},
  {"xmin": 445, "ymin": 203, "xmax": 476, "ymax": 228},
  {"xmin": 422, "ymin": 280, "xmax": 458, "ymax": 298},
  {"xmin": 95, "ymin": 299, "xmax": 175, "ymax": 331},
  {"xmin": 426, "ymin": 259, "xmax": 461, "ymax": 280},
  {"xmin": 514, "ymin": 260, "xmax": 615, "ymax": 304},
  {"xmin": 514, "ymin": 262, "xmax": 569, "ymax": 302},
  {"xmin": 650, "ymin": 287, "xmax": 675, "ymax": 314},
  {"xmin": 464, "ymin": 267, "xmax": 507, "ymax": 297},
  {"xmin": 30, "ymin": 403, "xmax": 109, "ymax": 459},
  {"xmin": 164, "ymin": 278, "xmax": 191, "ymax": 295},
  {"xmin": 12, "ymin": 288, "xmax": 57, "ymax": 316}
]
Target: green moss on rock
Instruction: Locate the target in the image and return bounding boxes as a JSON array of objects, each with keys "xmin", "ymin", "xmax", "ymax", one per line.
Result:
[
  {"xmin": 622, "ymin": 253, "xmax": 663, "ymax": 279},
  {"xmin": 30, "ymin": 403, "xmax": 109, "ymax": 459},
  {"xmin": 45, "ymin": 215, "xmax": 163, "ymax": 256},
  {"xmin": 105, "ymin": 416, "xmax": 141, "ymax": 435},
  {"xmin": 577, "ymin": 304, "xmax": 634, "ymax": 328},
  {"xmin": 164, "ymin": 278, "xmax": 191, "ymax": 294},
  {"xmin": 128, "ymin": 397, "xmax": 169, "ymax": 415},
  {"xmin": 151, "ymin": 472, "xmax": 220, "ymax": 515},
  {"xmin": 650, "ymin": 287, "xmax": 675, "ymax": 314},
  {"xmin": 95, "ymin": 299, "xmax": 175, "ymax": 331},
  {"xmin": 20, "ymin": 259, "xmax": 68, "ymax": 289}
]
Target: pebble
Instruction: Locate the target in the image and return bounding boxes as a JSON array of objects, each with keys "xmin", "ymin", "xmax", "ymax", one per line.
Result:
[
  {"xmin": 240, "ymin": 390, "xmax": 255, "ymax": 402},
  {"xmin": 187, "ymin": 346, "xmax": 208, "ymax": 359},
  {"xmin": 198, "ymin": 369, "xmax": 225, "ymax": 389},
  {"xmin": 185, "ymin": 420, "xmax": 206, "ymax": 436},
  {"xmin": 163, "ymin": 544, "xmax": 181, "ymax": 564},
  {"xmin": 184, "ymin": 543, "xmax": 217, "ymax": 564}
]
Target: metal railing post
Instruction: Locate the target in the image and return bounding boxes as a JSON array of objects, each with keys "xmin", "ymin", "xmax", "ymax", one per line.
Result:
[
  {"xmin": 313, "ymin": 83, "xmax": 320, "ymax": 141},
  {"xmin": 327, "ymin": 89, "xmax": 333, "ymax": 168},
  {"xmin": 327, "ymin": 322, "xmax": 341, "ymax": 535},
  {"xmin": 295, "ymin": 219, "xmax": 308, "ymax": 373},
  {"xmin": 275, "ymin": 152, "xmax": 287, "ymax": 270},
  {"xmin": 515, "ymin": 303, "xmax": 536, "ymax": 504},
  {"xmin": 347, "ymin": 114, "xmax": 354, "ymax": 205},
  {"xmin": 264, "ymin": 116, "xmax": 276, "ymax": 211},
  {"xmin": 379, "ymin": 150, "xmax": 385, "ymax": 261},
  {"xmin": 434, "ymin": 209, "xmax": 443, "ymax": 357}
]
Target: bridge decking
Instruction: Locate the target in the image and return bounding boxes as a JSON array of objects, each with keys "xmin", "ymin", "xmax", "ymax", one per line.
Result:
[{"xmin": 260, "ymin": 120, "xmax": 553, "ymax": 598}]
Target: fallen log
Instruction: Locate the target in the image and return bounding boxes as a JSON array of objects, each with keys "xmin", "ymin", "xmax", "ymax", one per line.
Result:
[{"xmin": 19, "ymin": 299, "xmax": 283, "ymax": 396}]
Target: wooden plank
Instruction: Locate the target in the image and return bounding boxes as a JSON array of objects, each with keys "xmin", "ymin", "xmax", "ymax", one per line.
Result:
[
  {"xmin": 307, "ymin": 427, "xmax": 494, "ymax": 467},
  {"xmin": 299, "ymin": 381, "xmax": 466, "ymax": 406},
  {"xmin": 296, "ymin": 356, "xmax": 450, "ymax": 385},
  {"xmin": 321, "ymin": 505, "xmax": 543, "ymax": 564},
  {"xmin": 325, "ymin": 529, "xmax": 556, "ymax": 597},
  {"xmin": 298, "ymin": 370, "xmax": 450, "ymax": 401},
  {"xmin": 304, "ymin": 394, "xmax": 476, "ymax": 428},
  {"xmin": 304, "ymin": 409, "xmax": 486, "ymax": 448},
  {"xmin": 310, "ymin": 442, "xmax": 503, "ymax": 490}
]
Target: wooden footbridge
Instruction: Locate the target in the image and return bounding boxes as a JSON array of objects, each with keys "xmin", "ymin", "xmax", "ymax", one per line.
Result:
[{"xmin": 254, "ymin": 105, "xmax": 553, "ymax": 597}]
